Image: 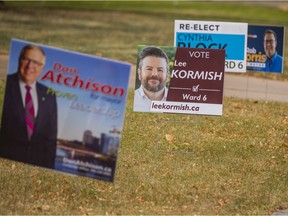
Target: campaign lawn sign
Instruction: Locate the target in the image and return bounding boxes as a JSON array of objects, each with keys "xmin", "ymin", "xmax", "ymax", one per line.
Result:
[
  {"xmin": 1, "ymin": 39, "xmax": 131, "ymax": 182},
  {"xmin": 174, "ymin": 20, "xmax": 248, "ymax": 73},
  {"xmin": 134, "ymin": 45, "xmax": 225, "ymax": 116},
  {"xmin": 247, "ymin": 25, "xmax": 285, "ymax": 73}
]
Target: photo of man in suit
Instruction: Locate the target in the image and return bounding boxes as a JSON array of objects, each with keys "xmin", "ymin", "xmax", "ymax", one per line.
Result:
[{"xmin": 0, "ymin": 44, "xmax": 58, "ymax": 169}]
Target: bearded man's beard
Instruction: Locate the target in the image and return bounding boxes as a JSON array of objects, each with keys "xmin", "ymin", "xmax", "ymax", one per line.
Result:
[{"xmin": 142, "ymin": 77, "xmax": 165, "ymax": 92}]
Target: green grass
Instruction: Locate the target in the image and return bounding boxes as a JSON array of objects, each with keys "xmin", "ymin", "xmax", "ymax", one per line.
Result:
[
  {"xmin": 0, "ymin": 1, "xmax": 288, "ymax": 215},
  {"xmin": 0, "ymin": 90, "xmax": 287, "ymax": 215},
  {"xmin": 1, "ymin": 1, "xmax": 288, "ymax": 75}
]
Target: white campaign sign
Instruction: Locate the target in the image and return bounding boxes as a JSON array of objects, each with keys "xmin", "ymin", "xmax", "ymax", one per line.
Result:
[{"xmin": 174, "ymin": 20, "xmax": 248, "ymax": 73}]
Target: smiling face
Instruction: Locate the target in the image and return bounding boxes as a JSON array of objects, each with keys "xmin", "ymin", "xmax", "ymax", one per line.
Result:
[
  {"xmin": 264, "ymin": 32, "xmax": 277, "ymax": 58},
  {"xmin": 18, "ymin": 47, "xmax": 45, "ymax": 85},
  {"xmin": 138, "ymin": 56, "xmax": 168, "ymax": 93}
]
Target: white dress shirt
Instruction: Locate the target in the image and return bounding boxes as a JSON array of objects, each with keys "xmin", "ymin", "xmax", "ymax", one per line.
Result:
[
  {"xmin": 133, "ymin": 85, "xmax": 168, "ymax": 112},
  {"xmin": 19, "ymin": 79, "xmax": 38, "ymax": 117}
]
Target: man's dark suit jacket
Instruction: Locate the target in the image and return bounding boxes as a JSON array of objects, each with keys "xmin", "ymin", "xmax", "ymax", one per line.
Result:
[{"xmin": 0, "ymin": 73, "xmax": 57, "ymax": 169}]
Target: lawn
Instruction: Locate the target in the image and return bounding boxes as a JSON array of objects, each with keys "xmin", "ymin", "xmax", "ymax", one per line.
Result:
[{"xmin": 0, "ymin": 1, "xmax": 287, "ymax": 215}]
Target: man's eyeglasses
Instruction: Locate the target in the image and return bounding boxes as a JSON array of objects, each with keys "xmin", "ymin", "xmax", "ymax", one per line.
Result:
[
  {"xmin": 21, "ymin": 57, "xmax": 44, "ymax": 66},
  {"xmin": 264, "ymin": 39, "xmax": 276, "ymax": 44}
]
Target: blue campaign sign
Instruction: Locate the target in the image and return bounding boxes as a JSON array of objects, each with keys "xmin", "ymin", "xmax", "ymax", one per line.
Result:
[
  {"xmin": 1, "ymin": 38, "xmax": 131, "ymax": 182},
  {"xmin": 175, "ymin": 33, "xmax": 246, "ymax": 60},
  {"xmin": 174, "ymin": 20, "xmax": 248, "ymax": 73},
  {"xmin": 247, "ymin": 25, "xmax": 285, "ymax": 73}
]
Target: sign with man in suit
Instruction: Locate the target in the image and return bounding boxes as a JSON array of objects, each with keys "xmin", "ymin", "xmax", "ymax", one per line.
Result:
[
  {"xmin": 0, "ymin": 39, "xmax": 131, "ymax": 182},
  {"xmin": 0, "ymin": 43, "xmax": 57, "ymax": 169}
]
